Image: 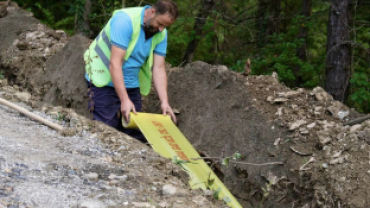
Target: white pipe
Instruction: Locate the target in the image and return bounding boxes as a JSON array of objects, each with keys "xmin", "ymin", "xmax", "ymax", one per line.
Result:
[{"xmin": 0, "ymin": 97, "xmax": 63, "ymax": 131}]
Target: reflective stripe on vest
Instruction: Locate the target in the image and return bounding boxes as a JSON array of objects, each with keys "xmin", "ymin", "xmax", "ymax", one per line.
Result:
[
  {"xmin": 84, "ymin": 7, "xmax": 166, "ymax": 95},
  {"xmin": 94, "ymin": 30, "xmax": 112, "ymax": 70}
]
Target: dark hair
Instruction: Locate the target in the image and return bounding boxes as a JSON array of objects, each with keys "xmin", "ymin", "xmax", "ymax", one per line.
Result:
[{"xmin": 153, "ymin": 0, "xmax": 178, "ymax": 20}]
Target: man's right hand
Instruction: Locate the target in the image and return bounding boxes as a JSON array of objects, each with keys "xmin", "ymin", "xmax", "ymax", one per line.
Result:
[{"xmin": 121, "ymin": 99, "xmax": 137, "ymax": 123}]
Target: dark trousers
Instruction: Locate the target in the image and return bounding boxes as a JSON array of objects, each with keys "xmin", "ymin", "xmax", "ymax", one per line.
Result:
[{"xmin": 87, "ymin": 82, "xmax": 146, "ymax": 142}]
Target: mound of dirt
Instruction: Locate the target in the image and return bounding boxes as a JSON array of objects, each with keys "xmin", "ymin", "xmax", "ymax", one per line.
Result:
[
  {"xmin": 0, "ymin": 6, "xmax": 90, "ymax": 117},
  {"xmin": 145, "ymin": 62, "xmax": 370, "ymax": 207},
  {"xmin": 1, "ymin": 5, "xmax": 370, "ymax": 208}
]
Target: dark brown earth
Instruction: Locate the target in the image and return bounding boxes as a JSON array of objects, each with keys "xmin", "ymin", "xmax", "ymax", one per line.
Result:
[{"xmin": 1, "ymin": 4, "xmax": 370, "ymax": 208}]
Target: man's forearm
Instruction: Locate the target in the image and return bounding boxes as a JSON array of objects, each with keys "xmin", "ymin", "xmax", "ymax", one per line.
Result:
[
  {"xmin": 110, "ymin": 60, "xmax": 129, "ymax": 102},
  {"xmin": 153, "ymin": 66, "xmax": 169, "ymax": 104}
]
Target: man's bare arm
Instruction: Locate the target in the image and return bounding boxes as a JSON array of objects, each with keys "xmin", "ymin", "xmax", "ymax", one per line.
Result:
[
  {"xmin": 152, "ymin": 54, "xmax": 176, "ymax": 123},
  {"xmin": 110, "ymin": 45, "xmax": 136, "ymax": 122}
]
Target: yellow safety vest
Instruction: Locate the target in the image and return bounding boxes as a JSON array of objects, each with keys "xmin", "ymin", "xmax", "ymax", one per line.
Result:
[{"xmin": 84, "ymin": 7, "xmax": 166, "ymax": 95}]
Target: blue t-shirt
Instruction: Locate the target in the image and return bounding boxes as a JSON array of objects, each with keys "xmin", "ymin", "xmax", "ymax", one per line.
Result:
[{"xmin": 109, "ymin": 6, "xmax": 167, "ymax": 88}]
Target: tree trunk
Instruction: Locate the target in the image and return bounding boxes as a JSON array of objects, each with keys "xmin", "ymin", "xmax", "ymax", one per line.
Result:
[
  {"xmin": 294, "ymin": 0, "xmax": 312, "ymax": 86},
  {"xmin": 122, "ymin": 0, "xmax": 126, "ymax": 8},
  {"xmin": 256, "ymin": 0, "xmax": 281, "ymax": 47},
  {"xmin": 182, "ymin": 0, "xmax": 217, "ymax": 64},
  {"xmin": 325, "ymin": 0, "xmax": 351, "ymax": 102},
  {"xmin": 76, "ymin": 0, "xmax": 92, "ymax": 37}
]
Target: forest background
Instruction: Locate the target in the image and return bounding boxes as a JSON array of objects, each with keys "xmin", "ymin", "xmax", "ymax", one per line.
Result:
[{"xmin": 12, "ymin": 0, "xmax": 370, "ymax": 113}]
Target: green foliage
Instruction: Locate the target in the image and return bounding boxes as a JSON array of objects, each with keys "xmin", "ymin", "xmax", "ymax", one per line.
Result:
[
  {"xmin": 12, "ymin": 0, "xmax": 370, "ymax": 113},
  {"xmin": 350, "ymin": 71, "xmax": 370, "ymax": 113},
  {"xmin": 34, "ymin": 2, "xmax": 55, "ymax": 27},
  {"xmin": 213, "ymin": 188, "xmax": 221, "ymax": 200},
  {"xmin": 251, "ymin": 16, "xmax": 319, "ymax": 88}
]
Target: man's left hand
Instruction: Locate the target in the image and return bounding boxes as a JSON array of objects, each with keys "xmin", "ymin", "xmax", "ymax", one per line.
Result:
[{"xmin": 161, "ymin": 102, "xmax": 177, "ymax": 124}]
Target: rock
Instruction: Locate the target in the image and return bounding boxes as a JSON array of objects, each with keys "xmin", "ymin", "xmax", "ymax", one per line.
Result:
[
  {"xmin": 271, "ymin": 71, "xmax": 279, "ymax": 83},
  {"xmin": 1, "ymin": 86, "xmax": 15, "ymax": 93},
  {"xmin": 70, "ymin": 117, "xmax": 80, "ymax": 127},
  {"xmin": 203, "ymin": 189, "xmax": 214, "ymax": 196},
  {"xmin": 317, "ymin": 131, "xmax": 332, "ymax": 146},
  {"xmin": 84, "ymin": 172, "xmax": 99, "ymax": 181},
  {"xmin": 132, "ymin": 202, "xmax": 154, "ymax": 208},
  {"xmin": 158, "ymin": 202, "xmax": 168, "ymax": 208},
  {"xmin": 299, "ymin": 127, "xmax": 309, "ymax": 135},
  {"xmin": 16, "ymin": 41, "xmax": 28, "ymax": 50},
  {"xmin": 327, "ymin": 101, "xmax": 349, "ymax": 119},
  {"xmin": 307, "ymin": 122, "xmax": 316, "ymax": 129},
  {"xmin": 79, "ymin": 200, "xmax": 107, "ymax": 208},
  {"xmin": 329, "ymin": 157, "xmax": 344, "ymax": 165},
  {"xmin": 310, "ymin": 87, "xmax": 333, "ymax": 101},
  {"xmin": 358, "ymin": 130, "xmax": 370, "ymax": 143},
  {"xmin": 46, "ymin": 30, "xmax": 61, "ymax": 40},
  {"xmin": 15, "ymin": 92, "xmax": 31, "ymax": 103},
  {"xmin": 317, "ymin": 120, "xmax": 335, "ymax": 131},
  {"xmin": 314, "ymin": 106, "xmax": 324, "ymax": 115},
  {"xmin": 273, "ymin": 98, "xmax": 288, "ymax": 104},
  {"xmin": 0, "ymin": 79, "xmax": 8, "ymax": 87},
  {"xmin": 267, "ymin": 96, "xmax": 274, "ymax": 103},
  {"xmin": 30, "ymin": 42, "xmax": 43, "ymax": 49},
  {"xmin": 284, "ymin": 90, "xmax": 301, "ymax": 98},
  {"xmin": 217, "ymin": 65, "xmax": 229, "ymax": 75},
  {"xmin": 55, "ymin": 30, "xmax": 67, "ymax": 37},
  {"xmin": 175, "ymin": 189, "xmax": 189, "ymax": 197},
  {"xmin": 26, "ymin": 31, "xmax": 46, "ymax": 42},
  {"xmin": 162, "ymin": 184, "xmax": 177, "ymax": 195},
  {"xmin": 350, "ymin": 124, "xmax": 362, "ymax": 133},
  {"xmin": 289, "ymin": 120, "xmax": 307, "ymax": 131}
]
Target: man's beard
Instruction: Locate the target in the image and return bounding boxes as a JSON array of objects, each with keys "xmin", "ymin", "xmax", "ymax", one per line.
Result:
[{"xmin": 145, "ymin": 17, "xmax": 159, "ymax": 34}]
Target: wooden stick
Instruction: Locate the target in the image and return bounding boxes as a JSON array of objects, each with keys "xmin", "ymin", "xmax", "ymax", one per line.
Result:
[
  {"xmin": 0, "ymin": 97, "xmax": 63, "ymax": 131},
  {"xmin": 344, "ymin": 115, "xmax": 370, "ymax": 126},
  {"xmin": 191, "ymin": 157, "xmax": 284, "ymax": 166}
]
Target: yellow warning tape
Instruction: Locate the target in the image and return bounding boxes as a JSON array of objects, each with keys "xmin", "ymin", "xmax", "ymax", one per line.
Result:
[{"xmin": 123, "ymin": 112, "xmax": 242, "ymax": 208}]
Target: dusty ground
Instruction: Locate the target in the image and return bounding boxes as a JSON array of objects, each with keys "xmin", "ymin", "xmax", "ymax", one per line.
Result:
[{"xmin": 1, "ymin": 3, "xmax": 370, "ymax": 208}]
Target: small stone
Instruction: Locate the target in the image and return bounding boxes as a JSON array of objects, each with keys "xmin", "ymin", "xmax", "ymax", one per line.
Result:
[
  {"xmin": 16, "ymin": 41, "xmax": 28, "ymax": 50},
  {"xmin": 350, "ymin": 124, "xmax": 362, "ymax": 133},
  {"xmin": 289, "ymin": 120, "xmax": 307, "ymax": 131},
  {"xmin": 132, "ymin": 202, "xmax": 154, "ymax": 208},
  {"xmin": 284, "ymin": 90, "xmax": 301, "ymax": 98},
  {"xmin": 80, "ymin": 200, "xmax": 107, "ymax": 208},
  {"xmin": 273, "ymin": 98, "xmax": 288, "ymax": 104},
  {"xmin": 329, "ymin": 156, "xmax": 345, "ymax": 165},
  {"xmin": 15, "ymin": 92, "xmax": 32, "ymax": 103},
  {"xmin": 175, "ymin": 189, "xmax": 189, "ymax": 197},
  {"xmin": 203, "ymin": 189, "xmax": 214, "ymax": 196},
  {"xmin": 0, "ymin": 79, "xmax": 8, "ymax": 87},
  {"xmin": 317, "ymin": 131, "xmax": 332, "ymax": 146},
  {"xmin": 162, "ymin": 184, "xmax": 177, "ymax": 195},
  {"xmin": 158, "ymin": 202, "xmax": 168, "ymax": 208},
  {"xmin": 84, "ymin": 172, "xmax": 99, "ymax": 181},
  {"xmin": 267, "ymin": 96, "xmax": 274, "ymax": 103},
  {"xmin": 109, "ymin": 180, "xmax": 119, "ymax": 186}
]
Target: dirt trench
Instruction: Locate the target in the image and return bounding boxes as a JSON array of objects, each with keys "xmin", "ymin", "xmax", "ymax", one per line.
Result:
[{"xmin": 1, "ymin": 4, "xmax": 370, "ymax": 208}]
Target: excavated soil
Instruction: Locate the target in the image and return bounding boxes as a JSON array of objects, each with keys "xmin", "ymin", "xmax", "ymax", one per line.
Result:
[{"xmin": 1, "ymin": 4, "xmax": 370, "ymax": 208}]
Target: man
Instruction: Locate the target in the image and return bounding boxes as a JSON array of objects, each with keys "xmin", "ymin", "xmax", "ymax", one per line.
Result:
[{"xmin": 84, "ymin": 0, "xmax": 178, "ymax": 141}]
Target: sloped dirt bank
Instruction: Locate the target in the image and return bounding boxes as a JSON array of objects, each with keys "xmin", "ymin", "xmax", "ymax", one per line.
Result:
[
  {"xmin": 145, "ymin": 62, "xmax": 370, "ymax": 208},
  {"xmin": 1, "ymin": 4, "xmax": 370, "ymax": 208}
]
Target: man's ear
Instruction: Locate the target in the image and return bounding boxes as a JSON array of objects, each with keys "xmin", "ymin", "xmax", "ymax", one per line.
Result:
[{"xmin": 151, "ymin": 7, "xmax": 156, "ymax": 15}]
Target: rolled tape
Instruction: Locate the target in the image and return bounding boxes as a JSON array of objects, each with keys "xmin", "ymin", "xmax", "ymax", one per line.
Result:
[
  {"xmin": 122, "ymin": 112, "xmax": 242, "ymax": 208},
  {"xmin": 122, "ymin": 114, "xmax": 139, "ymax": 130}
]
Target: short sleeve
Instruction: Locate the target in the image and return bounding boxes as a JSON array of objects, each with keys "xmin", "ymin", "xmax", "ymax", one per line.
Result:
[
  {"xmin": 154, "ymin": 31, "xmax": 167, "ymax": 57},
  {"xmin": 110, "ymin": 12, "xmax": 133, "ymax": 50}
]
